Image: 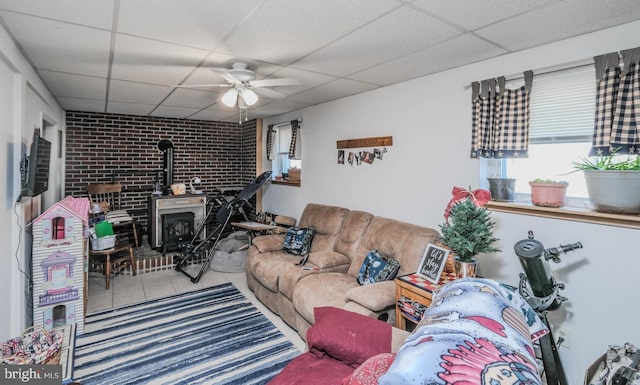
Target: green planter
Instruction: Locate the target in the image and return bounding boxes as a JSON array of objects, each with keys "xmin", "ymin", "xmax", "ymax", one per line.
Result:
[{"xmin": 584, "ymin": 170, "xmax": 640, "ymax": 214}]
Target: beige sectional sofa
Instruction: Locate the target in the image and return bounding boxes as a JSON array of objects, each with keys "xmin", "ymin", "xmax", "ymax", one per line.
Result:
[{"xmin": 245, "ymin": 203, "xmax": 440, "ymax": 340}]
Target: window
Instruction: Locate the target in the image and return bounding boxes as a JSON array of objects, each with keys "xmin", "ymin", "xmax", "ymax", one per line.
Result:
[
  {"xmin": 484, "ymin": 64, "xmax": 596, "ymax": 200},
  {"xmin": 272, "ymin": 124, "xmax": 301, "ymax": 177}
]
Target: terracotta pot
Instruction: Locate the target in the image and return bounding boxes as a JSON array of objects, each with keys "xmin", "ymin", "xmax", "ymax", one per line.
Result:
[{"xmin": 529, "ymin": 181, "xmax": 568, "ymax": 207}]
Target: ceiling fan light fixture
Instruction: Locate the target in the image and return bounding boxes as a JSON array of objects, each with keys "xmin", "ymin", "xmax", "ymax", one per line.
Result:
[
  {"xmin": 221, "ymin": 88, "xmax": 238, "ymax": 107},
  {"xmin": 241, "ymin": 89, "xmax": 259, "ymax": 106}
]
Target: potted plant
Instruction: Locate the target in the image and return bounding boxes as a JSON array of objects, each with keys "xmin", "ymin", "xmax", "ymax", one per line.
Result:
[
  {"xmin": 529, "ymin": 179, "xmax": 569, "ymax": 207},
  {"xmin": 439, "ymin": 198, "xmax": 500, "ymax": 278},
  {"xmin": 573, "ymin": 151, "xmax": 640, "ymax": 214}
]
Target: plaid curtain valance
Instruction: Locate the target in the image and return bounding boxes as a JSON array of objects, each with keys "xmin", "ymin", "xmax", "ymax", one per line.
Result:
[
  {"xmin": 266, "ymin": 124, "xmax": 276, "ymax": 160},
  {"xmin": 288, "ymin": 119, "xmax": 301, "ymax": 159},
  {"xmin": 470, "ymin": 71, "xmax": 533, "ymax": 159},
  {"xmin": 591, "ymin": 47, "xmax": 640, "ymax": 156}
]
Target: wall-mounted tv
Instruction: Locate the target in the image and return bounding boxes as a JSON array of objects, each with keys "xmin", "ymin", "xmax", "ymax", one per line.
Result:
[{"xmin": 21, "ymin": 133, "xmax": 52, "ymax": 197}]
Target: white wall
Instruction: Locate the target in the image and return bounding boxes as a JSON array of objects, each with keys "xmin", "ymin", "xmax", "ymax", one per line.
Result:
[
  {"xmin": 0, "ymin": 23, "xmax": 65, "ymax": 340},
  {"xmin": 263, "ymin": 20, "xmax": 640, "ymax": 384}
]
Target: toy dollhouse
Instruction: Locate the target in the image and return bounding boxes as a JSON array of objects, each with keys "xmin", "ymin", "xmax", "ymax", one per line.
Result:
[{"xmin": 32, "ymin": 196, "xmax": 89, "ymax": 334}]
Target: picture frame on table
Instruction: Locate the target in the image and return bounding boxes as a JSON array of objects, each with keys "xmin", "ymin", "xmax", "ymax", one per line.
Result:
[{"xmin": 417, "ymin": 243, "xmax": 450, "ymax": 284}]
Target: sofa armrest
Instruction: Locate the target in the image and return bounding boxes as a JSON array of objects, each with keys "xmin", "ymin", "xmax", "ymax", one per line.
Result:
[
  {"xmin": 391, "ymin": 327, "xmax": 411, "ymax": 353},
  {"xmin": 251, "ymin": 234, "xmax": 285, "ymax": 253},
  {"xmin": 346, "ymin": 281, "xmax": 396, "ymax": 312}
]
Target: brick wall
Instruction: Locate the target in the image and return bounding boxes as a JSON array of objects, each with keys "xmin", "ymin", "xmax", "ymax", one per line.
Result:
[{"xmin": 65, "ymin": 111, "xmax": 256, "ymax": 233}]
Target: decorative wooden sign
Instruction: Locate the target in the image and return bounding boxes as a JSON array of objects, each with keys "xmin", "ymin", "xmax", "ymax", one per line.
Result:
[
  {"xmin": 417, "ymin": 243, "xmax": 450, "ymax": 284},
  {"xmin": 336, "ymin": 136, "xmax": 393, "ymax": 149}
]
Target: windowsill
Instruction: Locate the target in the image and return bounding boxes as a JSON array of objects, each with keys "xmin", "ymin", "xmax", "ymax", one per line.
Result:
[
  {"xmin": 271, "ymin": 180, "xmax": 300, "ymax": 187},
  {"xmin": 486, "ymin": 200, "xmax": 640, "ymax": 230}
]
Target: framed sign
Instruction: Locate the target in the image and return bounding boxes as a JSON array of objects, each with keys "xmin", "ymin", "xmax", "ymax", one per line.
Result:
[{"xmin": 417, "ymin": 243, "xmax": 450, "ymax": 284}]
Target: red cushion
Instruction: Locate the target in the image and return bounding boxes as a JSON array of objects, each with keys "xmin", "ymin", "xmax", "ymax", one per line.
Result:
[
  {"xmin": 267, "ymin": 352, "xmax": 354, "ymax": 385},
  {"xmin": 307, "ymin": 307, "xmax": 392, "ymax": 368},
  {"xmin": 342, "ymin": 353, "xmax": 396, "ymax": 385}
]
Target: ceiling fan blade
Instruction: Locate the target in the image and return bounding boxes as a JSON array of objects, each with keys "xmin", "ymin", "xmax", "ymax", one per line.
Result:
[
  {"xmin": 252, "ymin": 87, "xmax": 287, "ymax": 99},
  {"xmin": 172, "ymin": 83, "xmax": 232, "ymax": 88},
  {"xmin": 250, "ymin": 78, "xmax": 300, "ymax": 87},
  {"xmin": 210, "ymin": 68, "xmax": 241, "ymax": 84}
]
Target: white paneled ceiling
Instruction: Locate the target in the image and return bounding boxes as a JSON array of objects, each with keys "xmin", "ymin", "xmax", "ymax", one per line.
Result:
[{"xmin": 1, "ymin": 0, "xmax": 639, "ymax": 123}]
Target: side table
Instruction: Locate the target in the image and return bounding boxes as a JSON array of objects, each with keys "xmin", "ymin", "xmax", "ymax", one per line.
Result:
[{"xmin": 395, "ymin": 272, "xmax": 457, "ymax": 331}]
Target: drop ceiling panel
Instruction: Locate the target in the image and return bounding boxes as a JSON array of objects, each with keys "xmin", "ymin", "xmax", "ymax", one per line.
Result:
[
  {"xmin": 292, "ymin": 79, "xmax": 379, "ymax": 105},
  {"xmin": 57, "ymin": 97, "xmax": 106, "ymax": 113},
  {"xmin": 162, "ymin": 88, "xmax": 221, "ymax": 108},
  {"xmin": 265, "ymin": 67, "xmax": 337, "ymax": 96},
  {"xmin": 107, "ymin": 101, "xmax": 156, "ymax": 116},
  {"xmin": 0, "ymin": 1, "xmax": 638, "ymax": 122},
  {"xmin": 0, "ymin": 0, "xmax": 115, "ymax": 29},
  {"xmin": 111, "ymin": 34, "xmax": 210, "ymax": 85},
  {"xmin": 220, "ymin": 0, "xmax": 400, "ymax": 65},
  {"xmin": 117, "ymin": 0, "xmax": 263, "ymax": 50},
  {"xmin": 39, "ymin": 71, "xmax": 107, "ymax": 100},
  {"xmin": 295, "ymin": 7, "xmax": 463, "ymax": 77},
  {"xmin": 250, "ymin": 100, "xmax": 309, "ymax": 116},
  {"xmin": 188, "ymin": 108, "xmax": 238, "ymax": 122},
  {"xmin": 350, "ymin": 33, "xmax": 508, "ymax": 86},
  {"xmin": 0, "ymin": 12, "xmax": 111, "ymax": 77},
  {"xmin": 475, "ymin": 0, "xmax": 640, "ymax": 52},
  {"xmin": 150, "ymin": 105, "xmax": 203, "ymax": 119},
  {"xmin": 411, "ymin": 0, "xmax": 559, "ymax": 31},
  {"xmin": 108, "ymin": 80, "xmax": 173, "ymax": 104}
]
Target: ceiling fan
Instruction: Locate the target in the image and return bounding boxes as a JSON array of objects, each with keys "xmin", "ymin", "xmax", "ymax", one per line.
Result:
[{"xmin": 175, "ymin": 62, "xmax": 300, "ymax": 108}]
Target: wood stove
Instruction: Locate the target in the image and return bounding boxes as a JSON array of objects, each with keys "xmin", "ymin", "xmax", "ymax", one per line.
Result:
[
  {"xmin": 161, "ymin": 212, "xmax": 194, "ymax": 255},
  {"xmin": 148, "ymin": 195, "xmax": 206, "ymax": 250}
]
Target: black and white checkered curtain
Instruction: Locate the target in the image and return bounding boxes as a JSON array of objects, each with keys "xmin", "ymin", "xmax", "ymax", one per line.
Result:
[
  {"xmin": 288, "ymin": 119, "xmax": 301, "ymax": 159},
  {"xmin": 266, "ymin": 124, "xmax": 276, "ymax": 160},
  {"xmin": 470, "ymin": 71, "xmax": 533, "ymax": 158},
  {"xmin": 591, "ymin": 47, "xmax": 640, "ymax": 156}
]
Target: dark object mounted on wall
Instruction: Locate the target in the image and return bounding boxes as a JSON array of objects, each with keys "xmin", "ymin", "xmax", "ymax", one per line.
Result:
[
  {"xmin": 157, "ymin": 139, "xmax": 174, "ymax": 194},
  {"xmin": 20, "ymin": 130, "xmax": 52, "ymax": 198}
]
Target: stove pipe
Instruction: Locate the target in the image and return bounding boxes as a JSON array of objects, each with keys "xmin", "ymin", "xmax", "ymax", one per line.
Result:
[{"xmin": 157, "ymin": 139, "xmax": 174, "ymax": 188}]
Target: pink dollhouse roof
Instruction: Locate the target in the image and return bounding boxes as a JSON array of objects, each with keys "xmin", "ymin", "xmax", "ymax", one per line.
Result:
[{"xmin": 35, "ymin": 196, "xmax": 89, "ymax": 225}]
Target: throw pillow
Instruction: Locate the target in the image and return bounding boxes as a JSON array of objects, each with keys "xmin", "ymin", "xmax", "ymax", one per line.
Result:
[
  {"xmin": 357, "ymin": 250, "xmax": 400, "ymax": 285},
  {"xmin": 342, "ymin": 353, "xmax": 396, "ymax": 385},
  {"xmin": 282, "ymin": 227, "xmax": 315, "ymax": 256},
  {"xmin": 307, "ymin": 306, "xmax": 391, "ymax": 368}
]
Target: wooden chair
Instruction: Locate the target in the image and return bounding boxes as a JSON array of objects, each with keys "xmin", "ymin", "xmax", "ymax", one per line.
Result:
[
  {"xmin": 87, "ymin": 183, "xmax": 140, "ymax": 248},
  {"xmin": 88, "ymin": 240, "xmax": 137, "ymax": 289}
]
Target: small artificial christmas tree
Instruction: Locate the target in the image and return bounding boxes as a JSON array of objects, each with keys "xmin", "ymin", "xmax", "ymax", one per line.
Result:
[{"xmin": 439, "ymin": 197, "xmax": 500, "ymax": 262}]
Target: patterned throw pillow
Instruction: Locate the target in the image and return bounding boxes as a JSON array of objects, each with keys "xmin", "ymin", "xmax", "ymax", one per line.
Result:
[
  {"xmin": 357, "ymin": 250, "xmax": 400, "ymax": 285},
  {"xmin": 283, "ymin": 227, "xmax": 315, "ymax": 256},
  {"xmin": 342, "ymin": 353, "xmax": 396, "ymax": 385}
]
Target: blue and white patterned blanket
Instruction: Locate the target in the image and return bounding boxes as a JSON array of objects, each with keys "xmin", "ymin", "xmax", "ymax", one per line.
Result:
[{"xmin": 380, "ymin": 278, "xmax": 548, "ymax": 385}]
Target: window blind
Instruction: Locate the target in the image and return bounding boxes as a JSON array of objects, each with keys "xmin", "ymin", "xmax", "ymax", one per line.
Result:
[{"xmin": 528, "ymin": 65, "xmax": 596, "ymax": 143}]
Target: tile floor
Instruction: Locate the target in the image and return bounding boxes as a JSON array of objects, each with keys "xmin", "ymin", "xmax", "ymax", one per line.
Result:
[{"xmin": 86, "ymin": 262, "xmax": 307, "ymax": 352}]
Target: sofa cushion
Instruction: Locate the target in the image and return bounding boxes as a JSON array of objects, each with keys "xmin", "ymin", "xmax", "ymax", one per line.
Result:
[
  {"xmin": 293, "ymin": 273, "xmax": 360, "ymax": 324},
  {"xmin": 347, "ymin": 217, "xmax": 440, "ymax": 278},
  {"xmin": 307, "ymin": 307, "xmax": 391, "ymax": 368},
  {"xmin": 356, "ymin": 250, "xmax": 400, "ymax": 285},
  {"xmin": 346, "ymin": 281, "xmax": 396, "ymax": 312},
  {"xmin": 342, "ymin": 353, "xmax": 396, "ymax": 385},
  {"xmin": 251, "ymin": 253, "xmax": 298, "ymax": 292},
  {"xmin": 298, "ymin": 204, "xmax": 350, "ymax": 253},
  {"xmin": 308, "ymin": 251, "xmax": 350, "ymax": 270},
  {"xmin": 283, "ymin": 227, "xmax": 316, "ymax": 256}
]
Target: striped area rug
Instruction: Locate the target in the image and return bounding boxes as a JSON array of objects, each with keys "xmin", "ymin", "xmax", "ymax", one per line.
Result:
[{"xmin": 73, "ymin": 283, "xmax": 300, "ymax": 385}]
